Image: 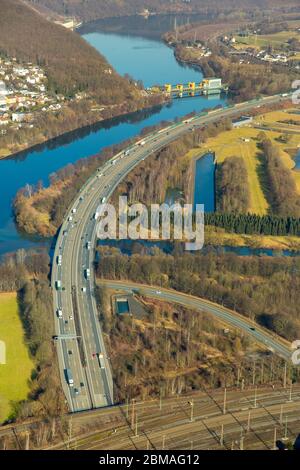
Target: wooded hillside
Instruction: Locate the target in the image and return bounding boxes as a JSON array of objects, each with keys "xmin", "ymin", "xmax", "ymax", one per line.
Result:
[
  {"xmin": 26, "ymin": 0, "xmax": 300, "ymax": 22},
  {"xmin": 0, "ymin": 0, "xmax": 137, "ymax": 102}
]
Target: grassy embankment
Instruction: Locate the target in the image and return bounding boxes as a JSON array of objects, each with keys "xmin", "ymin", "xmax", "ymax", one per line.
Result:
[
  {"xmin": 0, "ymin": 292, "xmax": 33, "ymax": 423},
  {"xmin": 188, "ymin": 109, "xmax": 300, "ymax": 250}
]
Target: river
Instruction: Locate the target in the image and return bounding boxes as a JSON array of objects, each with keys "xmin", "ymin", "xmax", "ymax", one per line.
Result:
[{"xmin": 0, "ymin": 16, "xmax": 226, "ymax": 256}]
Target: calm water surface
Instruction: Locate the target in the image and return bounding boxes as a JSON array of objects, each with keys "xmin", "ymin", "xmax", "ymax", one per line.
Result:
[
  {"xmin": 0, "ymin": 24, "xmax": 226, "ymax": 256},
  {"xmin": 194, "ymin": 152, "xmax": 216, "ymax": 213}
]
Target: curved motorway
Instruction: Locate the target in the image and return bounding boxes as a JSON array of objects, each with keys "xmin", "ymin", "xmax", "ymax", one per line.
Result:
[{"xmin": 51, "ymin": 93, "xmax": 292, "ymax": 413}]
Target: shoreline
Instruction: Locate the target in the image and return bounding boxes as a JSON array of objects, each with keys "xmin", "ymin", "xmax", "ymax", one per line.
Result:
[
  {"xmin": 0, "ymin": 22, "xmax": 205, "ymax": 162},
  {"xmin": 0, "ymin": 98, "xmax": 168, "ymax": 161}
]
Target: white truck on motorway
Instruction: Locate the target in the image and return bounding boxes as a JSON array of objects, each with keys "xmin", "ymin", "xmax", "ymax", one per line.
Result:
[
  {"xmin": 65, "ymin": 368, "xmax": 74, "ymax": 387},
  {"xmin": 57, "ymin": 255, "xmax": 62, "ymax": 266},
  {"xmin": 55, "ymin": 280, "xmax": 62, "ymax": 291},
  {"xmin": 98, "ymin": 353, "xmax": 105, "ymax": 369},
  {"xmin": 85, "ymin": 268, "xmax": 90, "ymax": 280},
  {"xmin": 139, "ymin": 140, "xmax": 146, "ymax": 146}
]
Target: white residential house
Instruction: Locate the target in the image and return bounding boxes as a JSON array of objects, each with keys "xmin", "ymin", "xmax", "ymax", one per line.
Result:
[
  {"xmin": 26, "ymin": 77, "xmax": 36, "ymax": 85},
  {"xmin": 11, "ymin": 112, "xmax": 25, "ymax": 122}
]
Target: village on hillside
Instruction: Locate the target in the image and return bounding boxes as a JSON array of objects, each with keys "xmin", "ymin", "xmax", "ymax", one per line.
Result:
[{"xmin": 0, "ymin": 56, "xmax": 65, "ymax": 133}]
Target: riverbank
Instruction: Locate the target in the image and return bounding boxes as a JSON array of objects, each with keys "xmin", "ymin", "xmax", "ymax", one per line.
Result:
[
  {"xmin": 0, "ymin": 94, "xmax": 167, "ymax": 161},
  {"xmin": 171, "ymin": 41, "xmax": 295, "ymax": 102}
]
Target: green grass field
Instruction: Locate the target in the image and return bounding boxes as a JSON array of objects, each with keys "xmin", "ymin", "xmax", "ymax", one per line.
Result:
[
  {"xmin": 0, "ymin": 292, "xmax": 34, "ymax": 422},
  {"xmin": 198, "ymin": 127, "xmax": 271, "ymax": 215}
]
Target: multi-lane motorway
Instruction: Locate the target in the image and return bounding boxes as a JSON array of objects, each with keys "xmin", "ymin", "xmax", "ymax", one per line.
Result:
[{"xmin": 51, "ymin": 93, "xmax": 292, "ymax": 413}]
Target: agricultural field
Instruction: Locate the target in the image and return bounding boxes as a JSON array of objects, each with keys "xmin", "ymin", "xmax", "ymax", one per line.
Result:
[
  {"xmin": 187, "ymin": 109, "xmax": 300, "ymax": 215},
  {"xmin": 0, "ymin": 292, "xmax": 34, "ymax": 423},
  {"xmin": 234, "ymin": 29, "xmax": 300, "ymax": 57}
]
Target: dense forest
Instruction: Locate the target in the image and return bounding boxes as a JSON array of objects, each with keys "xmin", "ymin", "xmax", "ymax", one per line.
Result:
[
  {"xmin": 259, "ymin": 133, "xmax": 300, "ymax": 218},
  {"xmin": 216, "ymin": 156, "xmax": 250, "ymax": 213},
  {"xmin": 205, "ymin": 212, "xmax": 300, "ymax": 237},
  {"xmin": 26, "ymin": 0, "xmax": 300, "ymax": 22},
  {"xmin": 0, "ymin": 249, "xmax": 49, "ymax": 292},
  {"xmin": 96, "ymin": 284, "xmax": 294, "ymax": 402},
  {"xmin": 96, "ymin": 248, "xmax": 300, "ymax": 342},
  {"xmin": 18, "ymin": 280, "xmax": 65, "ymax": 420}
]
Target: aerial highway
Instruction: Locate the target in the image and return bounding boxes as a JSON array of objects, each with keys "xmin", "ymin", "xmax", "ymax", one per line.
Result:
[
  {"xmin": 98, "ymin": 280, "xmax": 292, "ymax": 361},
  {"xmin": 51, "ymin": 93, "xmax": 292, "ymax": 413}
]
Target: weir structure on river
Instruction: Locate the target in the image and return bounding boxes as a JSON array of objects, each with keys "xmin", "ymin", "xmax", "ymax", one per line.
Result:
[{"xmin": 149, "ymin": 77, "xmax": 227, "ymax": 98}]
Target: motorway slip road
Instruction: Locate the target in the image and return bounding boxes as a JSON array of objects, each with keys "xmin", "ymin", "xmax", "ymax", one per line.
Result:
[{"xmin": 98, "ymin": 279, "xmax": 292, "ymax": 361}]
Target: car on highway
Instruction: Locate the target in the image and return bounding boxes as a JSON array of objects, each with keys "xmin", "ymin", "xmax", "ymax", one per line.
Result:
[
  {"xmin": 81, "ymin": 287, "xmax": 87, "ymax": 293},
  {"xmin": 156, "ymin": 290, "xmax": 162, "ymax": 295}
]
